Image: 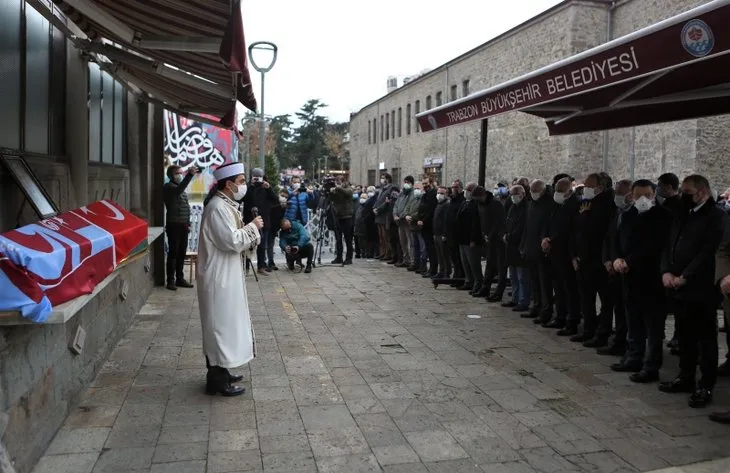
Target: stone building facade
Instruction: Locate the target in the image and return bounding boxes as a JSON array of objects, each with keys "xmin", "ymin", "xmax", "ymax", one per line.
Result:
[{"xmin": 349, "ymin": 0, "xmax": 730, "ymax": 190}]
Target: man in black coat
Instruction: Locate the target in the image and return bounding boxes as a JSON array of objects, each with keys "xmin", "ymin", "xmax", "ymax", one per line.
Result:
[
  {"xmin": 520, "ymin": 179, "xmax": 555, "ymax": 323},
  {"xmin": 242, "ymin": 168, "xmax": 279, "ymax": 275},
  {"xmin": 475, "ymin": 189, "xmax": 508, "ymax": 301},
  {"xmin": 446, "ymin": 180, "xmax": 465, "ymax": 279},
  {"xmin": 418, "ymin": 177, "xmax": 439, "ymax": 277},
  {"xmin": 542, "ymin": 177, "xmax": 581, "ymax": 332},
  {"xmin": 456, "ymin": 183, "xmax": 483, "ymax": 292},
  {"xmin": 571, "ymin": 173, "xmax": 615, "ymax": 347},
  {"xmin": 432, "ymin": 186, "xmax": 451, "ymax": 278},
  {"xmin": 504, "ymin": 186, "xmax": 530, "ymax": 311},
  {"xmin": 658, "ymin": 174, "xmax": 726, "ymax": 408},
  {"xmin": 657, "ymin": 172, "xmax": 684, "ymax": 353},
  {"xmin": 608, "ymin": 180, "xmax": 672, "ymax": 383}
]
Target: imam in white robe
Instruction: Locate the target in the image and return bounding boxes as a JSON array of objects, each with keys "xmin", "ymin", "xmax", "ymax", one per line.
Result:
[{"xmin": 196, "ymin": 192, "xmax": 261, "ymax": 368}]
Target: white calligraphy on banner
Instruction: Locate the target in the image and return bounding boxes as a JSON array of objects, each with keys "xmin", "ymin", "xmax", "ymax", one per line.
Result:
[{"xmin": 164, "ymin": 113, "xmax": 226, "ymax": 170}]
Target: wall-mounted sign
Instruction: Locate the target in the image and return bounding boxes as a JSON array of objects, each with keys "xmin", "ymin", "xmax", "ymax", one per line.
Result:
[
  {"xmin": 423, "ymin": 158, "xmax": 432, "ymax": 166},
  {"xmin": 424, "ymin": 157, "xmax": 444, "ymax": 168},
  {"xmin": 378, "ymin": 162, "xmax": 386, "ymax": 170}
]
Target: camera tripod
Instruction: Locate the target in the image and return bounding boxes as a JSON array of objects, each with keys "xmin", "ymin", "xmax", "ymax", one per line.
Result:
[{"xmin": 313, "ymin": 195, "xmax": 344, "ymax": 268}]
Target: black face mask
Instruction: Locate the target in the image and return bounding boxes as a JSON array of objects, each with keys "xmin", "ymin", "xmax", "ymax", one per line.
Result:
[{"xmin": 681, "ymin": 193, "xmax": 697, "ymax": 208}]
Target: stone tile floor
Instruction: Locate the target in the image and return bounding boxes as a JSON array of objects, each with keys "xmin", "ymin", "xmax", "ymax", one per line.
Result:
[{"xmin": 33, "ymin": 258, "xmax": 730, "ymax": 473}]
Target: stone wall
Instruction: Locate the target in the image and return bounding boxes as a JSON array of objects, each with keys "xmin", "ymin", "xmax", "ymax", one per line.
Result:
[
  {"xmin": 349, "ymin": 0, "xmax": 728, "ymax": 189},
  {"xmin": 0, "ymin": 253, "xmax": 157, "ymax": 473}
]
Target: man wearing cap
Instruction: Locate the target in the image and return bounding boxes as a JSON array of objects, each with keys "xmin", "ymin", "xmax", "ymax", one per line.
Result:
[
  {"xmin": 197, "ymin": 163, "xmax": 264, "ymax": 396},
  {"xmin": 242, "ymin": 168, "xmax": 279, "ymax": 275}
]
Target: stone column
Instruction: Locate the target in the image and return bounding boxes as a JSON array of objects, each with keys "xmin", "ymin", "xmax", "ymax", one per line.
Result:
[
  {"xmin": 127, "ymin": 95, "xmax": 144, "ymax": 217},
  {"xmin": 65, "ymin": 46, "xmax": 89, "ymax": 208}
]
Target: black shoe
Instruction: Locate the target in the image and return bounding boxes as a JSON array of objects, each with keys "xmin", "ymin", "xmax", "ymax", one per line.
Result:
[
  {"xmin": 718, "ymin": 361, "xmax": 730, "ymax": 377},
  {"xmin": 658, "ymin": 377, "xmax": 695, "ymax": 394},
  {"xmin": 630, "ymin": 370, "xmax": 659, "ymax": 383},
  {"xmin": 166, "ymin": 283, "xmax": 178, "ymax": 291},
  {"xmin": 225, "ymin": 369, "xmax": 244, "ymax": 383},
  {"xmin": 596, "ymin": 344, "xmax": 626, "ymax": 356},
  {"xmin": 387, "ymin": 259, "xmax": 398, "ymax": 265},
  {"xmin": 407, "ymin": 265, "xmax": 417, "ymax": 271},
  {"xmin": 542, "ymin": 319, "xmax": 566, "ymax": 329},
  {"xmin": 708, "ymin": 411, "xmax": 730, "ymax": 424},
  {"xmin": 394, "ymin": 261, "xmax": 407, "ymax": 267},
  {"xmin": 473, "ymin": 287, "xmax": 490, "ymax": 298},
  {"xmin": 557, "ymin": 326, "xmax": 578, "ymax": 336},
  {"xmin": 533, "ymin": 317, "xmax": 549, "ymax": 325},
  {"xmin": 206, "ymin": 368, "xmax": 245, "ymax": 397},
  {"xmin": 343, "ymin": 259, "xmax": 353, "ymax": 265},
  {"xmin": 176, "ymin": 279, "xmax": 194, "ymax": 288},
  {"xmin": 268, "ymin": 263, "xmax": 279, "ymax": 271},
  {"xmin": 610, "ymin": 362, "xmax": 641, "ymax": 372},
  {"xmin": 331, "ymin": 258, "xmax": 343, "ymax": 265},
  {"xmin": 304, "ymin": 264, "xmax": 312, "ymax": 274},
  {"xmin": 287, "ymin": 261, "xmax": 295, "ymax": 271},
  {"xmin": 458, "ymin": 284, "xmax": 473, "ymax": 291},
  {"xmin": 501, "ymin": 301, "xmax": 517, "ymax": 308},
  {"xmin": 583, "ymin": 336, "xmax": 609, "ymax": 348},
  {"xmin": 512, "ymin": 305, "xmax": 529, "ymax": 313},
  {"xmin": 688, "ymin": 388, "xmax": 713, "ymax": 408},
  {"xmin": 486, "ymin": 294, "xmax": 503, "ymax": 302},
  {"xmin": 570, "ymin": 332, "xmax": 594, "ymax": 343}
]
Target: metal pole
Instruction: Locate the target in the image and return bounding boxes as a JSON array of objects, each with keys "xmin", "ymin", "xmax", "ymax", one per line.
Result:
[
  {"xmin": 478, "ymin": 119, "xmax": 488, "ymax": 187},
  {"xmin": 259, "ymin": 71, "xmax": 266, "ymax": 170}
]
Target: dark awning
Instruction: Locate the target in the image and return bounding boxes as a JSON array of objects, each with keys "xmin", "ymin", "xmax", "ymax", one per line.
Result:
[
  {"xmin": 44, "ymin": 0, "xmax": 257, "ymax": 128},
  {"xmin": 416, "ymin": 0, "xmax": 730, "ymax": 136}
]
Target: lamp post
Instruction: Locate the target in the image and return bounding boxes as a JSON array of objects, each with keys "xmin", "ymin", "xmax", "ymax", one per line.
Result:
[{"xmin": 248, "ymin": 41, "xmax": 278, "ymax": 170}]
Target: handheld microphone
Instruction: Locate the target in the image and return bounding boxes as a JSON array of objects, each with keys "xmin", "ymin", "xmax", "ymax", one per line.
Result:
[{"xmin": 251, "ymin": 207, "xmax": 259, "ymax": 218}]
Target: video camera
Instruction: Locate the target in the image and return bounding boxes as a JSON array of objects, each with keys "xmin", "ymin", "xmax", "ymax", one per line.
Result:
[{"xmin": 321, "ymin": 176, "xmax": 337, "ymax": 193}]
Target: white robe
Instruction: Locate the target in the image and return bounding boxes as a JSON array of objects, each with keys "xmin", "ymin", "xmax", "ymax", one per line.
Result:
[{"xmin": 196, "ymin": 193, "xmax": 261, "ymax": 368}]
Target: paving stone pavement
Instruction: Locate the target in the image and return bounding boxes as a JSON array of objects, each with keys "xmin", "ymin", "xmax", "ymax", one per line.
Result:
[{"xmin": 32, "ymin": 258, "xmax": 730, "ymax": 473}]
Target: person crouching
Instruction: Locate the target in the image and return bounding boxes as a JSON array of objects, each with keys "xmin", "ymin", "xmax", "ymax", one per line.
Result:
[{"xmin": 279, "ymin": 218, "xmax": 313, "ymax": 273}]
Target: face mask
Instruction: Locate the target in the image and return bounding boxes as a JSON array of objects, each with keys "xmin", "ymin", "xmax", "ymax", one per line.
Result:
[
  {"xmin": 359, "ymin": 197, "xmax": 367, "ymax": 204},
  {"xmin": 173, "ymin": 174, "xmax": 183, "ymax": 184},
  {"xmin": 464, "ymin": 190, "xmax": 472, "ymax": 200},
  {"xmin": 403, "ymin": 183, "xmax": 412, "ymax": 190},
  {"xmin": 656, "ymin": 195, "xmax": 665, "ymax": 205},
  {"xmin": 413, "ymin": 189, "xmax": 422, "ymax": 197},
  {"xmin": 437, "ymin": 194, "xmax": 447, "ymax": 203},
  {"xmin": 279, "ymin": 196, "xmax": 288, "ymax": 204},
  {"xmin": 681, "ymin": 193, "xmax": 697, "ymax": 208},
  {"xmin": 583, "ymin": 187, "xmax": 596, "ymax": 200},
  {"xmin": 511, "ymin": 195, "xmax": 523, "ymax": 204},
  {"xmin": 614, "ymin": 195, "xmax": 631, "ymax": 209},
  {"xmin": 530, "ymin": 191, "xmax": 542, "ymax": 201},
  {"xmin": 380, "ymin": 179, "xmax": 386, "ymax": 185},
  {"xmin": 634, "ymin": 196, "xmax": 654, "ymax": 214},
  {"xmin": 367, "ymin": 192, "xmax": 374, "ymax": 198},
  {"xmin": 353, "ymin": 193, "xmax": 359, "ymax": 200},
  {"xmin": 231, "ymin": 183, "xmax": 247, "ymax": 201},
  {"xmin": 553, "ymin": 192, "xmax": 566, "ymax": 204},
  {"xmin": 252, "ymin": 177, "xmax": 262, "ymax": 185}
]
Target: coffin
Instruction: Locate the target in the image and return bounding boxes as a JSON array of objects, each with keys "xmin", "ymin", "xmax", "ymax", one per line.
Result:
[{"xmin": 0, "ymin": 200, "xmax": 148, "ymax": 323}]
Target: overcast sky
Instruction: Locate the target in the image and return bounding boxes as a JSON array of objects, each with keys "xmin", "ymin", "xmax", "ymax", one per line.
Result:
[{"xmin": 238, "ymin": 0, "xmax": 564, "ymax": 124}]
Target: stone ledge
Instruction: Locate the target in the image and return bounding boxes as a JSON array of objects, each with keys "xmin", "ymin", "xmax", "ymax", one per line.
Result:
[{"xmin": 0, "ymin": 227, "xmax": 164, "ymax": 326}]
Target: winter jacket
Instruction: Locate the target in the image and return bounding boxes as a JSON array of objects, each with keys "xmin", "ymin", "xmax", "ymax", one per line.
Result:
[
  {"xmin": 432, "ymin": 199, "xmax": 449, "ymax": 238},
  {"xmin": 163, "ymin": 173, "xmax": 194, "ymax": 225},
  {"xmin": 505, "ymin": 199, "xmax": 528, "ymax": 267},
  {"xmin": 285, "ymin": 188, "xmax": 313, "ymax": 224},
  {"xmin": 279, "ymin": 220, "xmax": 311, "ymax": 250},
  {"xmin": 329, "ymin": 186, "xmax": 354, "ymax": 219}
]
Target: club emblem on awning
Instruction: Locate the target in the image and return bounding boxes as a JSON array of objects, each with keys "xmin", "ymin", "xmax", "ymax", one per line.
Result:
[{"xmin": 681, "ymin": 19, "xmax": 714, "ymax": 57}]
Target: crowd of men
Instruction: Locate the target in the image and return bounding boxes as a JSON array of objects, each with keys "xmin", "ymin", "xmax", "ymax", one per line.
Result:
[
  {"xmin": 164, "ymin": 162, "xmax": 730, "ymax": 421},
  {"xmin": 350, "ymin": 170, "xmax": 730, "ymax": 424}
]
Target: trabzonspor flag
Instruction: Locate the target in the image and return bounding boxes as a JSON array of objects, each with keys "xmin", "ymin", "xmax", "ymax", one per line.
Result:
[{"xmin": 0, "ymin": 200, "xmax": 148, "ymax": 323}]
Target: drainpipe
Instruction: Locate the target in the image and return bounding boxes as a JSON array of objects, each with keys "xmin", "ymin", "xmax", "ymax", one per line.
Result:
[
  {"xmin": 444, "ymin": 67, "xmax": 449, "ymax": 183},
  {"xmin": 601, "ymin": 1, "xmax": 617, "ymax": 171}
]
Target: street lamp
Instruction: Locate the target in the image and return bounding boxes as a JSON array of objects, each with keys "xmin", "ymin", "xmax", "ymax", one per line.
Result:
[{"xmin": 248, "ymin": 41, "xmax": 278, "ymax": 170}]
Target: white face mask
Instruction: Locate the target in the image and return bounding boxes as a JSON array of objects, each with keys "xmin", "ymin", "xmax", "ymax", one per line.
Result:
[
  {"xmin": 553, "ymin": 192, "xmax": 567, "ymax": 204},
  {"xmin": 511, "ymin": 195, "xmax": 523, "ymax": 204},
  {"xmin": 403, "ymin": 183, "xmax": 412, "ymax": 190},
  {"xmin": 583, "ymin": 187, "xmax": 596, "ymax": 200},
  {"xmin": 231, "ymin": 183, "xmax": 247, "ymax": 200},
  {"xmin": 367, "ymin": 192, "xmax": 375, "ymax": 197},
  {"xmin": 614, "ymin": 195, "xmax": 631, "ymax": 209},
  {"xmin": 436, "ymin": 194, "xmax": 447, "ymax": 203},
  {"xmin": 413, "ymin": 189, "xmax": 422, "ymax": 197},
  {"xmin": 173, "ymin": 174, "xmax": 183, "ymax": 184},
  {"xmin": 359, "ymin": 197, "xmax": 367, "ymax": 204},
  {"xmin": 380, "ymin": 179, "xmax": 386, "ymax": 185},
  {"xmin": 634, "ymin": 195, "xmax": 654, "ymax": 213},
  {"xmin": 279, "ymin": 196, "xmax": 288, "ymax": 204},
  {"xmin": 530, "ymin": 191, "xmax": 542, "ymax": 201},
  {"xmin": 464, "ymin": 190, "xmax": 472, "ymax": 200}
]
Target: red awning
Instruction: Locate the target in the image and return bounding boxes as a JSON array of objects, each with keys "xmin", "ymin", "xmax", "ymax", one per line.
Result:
[
  {"xmin": 416, "ymin": 0, "xmax": 730, "ymax": 136},
  {"xmin": 49, "ymin": 0, "xmax": 257, "ymax": 128}
]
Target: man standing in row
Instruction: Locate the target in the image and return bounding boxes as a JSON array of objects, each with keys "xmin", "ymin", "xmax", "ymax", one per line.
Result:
[
  {"xmin": 243, "ymin": 168, "xmax": 278, "ymax": 276},
  {"xmin": 163, "ymin": 164, "xmax": 198, "ymax": 291}
]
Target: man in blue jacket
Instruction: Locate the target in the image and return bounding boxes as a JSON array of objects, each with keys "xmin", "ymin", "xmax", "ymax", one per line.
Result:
[
  {"xmin": 279, "ymin": 218, "xmax": 313, "ymax": 273},
  {"xmin": 286, "ymin": 176, "xmax": 314, "ymax": 225}
]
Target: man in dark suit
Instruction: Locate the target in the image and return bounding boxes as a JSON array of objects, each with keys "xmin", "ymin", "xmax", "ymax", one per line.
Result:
[
  {"xmin": 608, "ymin": 180, "xmax": 672, "ymax": 383},
  {"xmin": 709, "ymin": 216, "xmax": 730, "ymax": 423},
  {"xmin": 659, "ymin": 174, "xmax": 726, "ymax": 408},
  {"xmin": 658, "ymin": 172, "xmax": 684, "ymax": 353}
]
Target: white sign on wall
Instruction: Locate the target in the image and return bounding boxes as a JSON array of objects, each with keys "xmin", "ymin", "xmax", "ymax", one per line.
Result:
[{"xmin": 378, "ymin": 162, "xmax": 386, "ymax": 170}]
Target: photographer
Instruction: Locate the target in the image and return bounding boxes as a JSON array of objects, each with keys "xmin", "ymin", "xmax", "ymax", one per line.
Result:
[
  {"xmin": 286, "ymin": 176, "xmax": 313, "ymax": 225},
  {"xmin": 163, "ymin": 164, "xmax": 199, "ymax": 291},
  {"xmin": 242, "ymin": 168, "xmax": 279, "ymax": 275},
  {"xmin": 279, "ymin": 219, "xmax": 313, "ymax": 273},
  {"xmin": 328, "ymin": 178, "xmax": 355, "ymax": 264}
]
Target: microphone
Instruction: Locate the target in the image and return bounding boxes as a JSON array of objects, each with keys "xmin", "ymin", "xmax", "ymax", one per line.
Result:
[{"xmin": 251, "ymin": 207, "xmax": 259, "ymax": 218}]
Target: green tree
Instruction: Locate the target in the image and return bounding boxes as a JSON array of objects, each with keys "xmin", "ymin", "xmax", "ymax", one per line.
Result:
[
  {"xmin": 324, "ymin": 122, "xmax": 350, "ymax": 171},
  {"xmin": 291, "ymin": 99, "xmax": 329, "ymax": 178},
  {"xmin": 269, "ymin": 114, "xmax": 294, "ymax": 167},
  {"xmin": 265, "ymin": 154, "xmax": 279, "ymax": 194}
]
